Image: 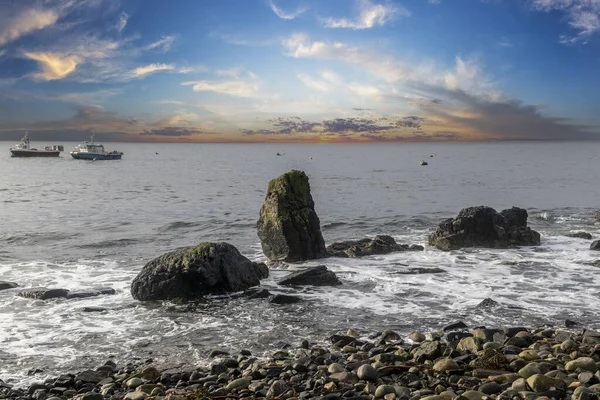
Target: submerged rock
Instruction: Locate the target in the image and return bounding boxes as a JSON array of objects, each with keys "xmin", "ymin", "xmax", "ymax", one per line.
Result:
[
  {"xmin": 257, "ymin": 170, "xmax": 327, "ymax": 262},
  {"xmin": 327, "ymin": 235, "xmax": 424, "ymax": 258},
  {"xmin": 0, "ymin": 282, "xmax": 18, "ymax": 291},
  {"xmin": 18, "ymin": 288, "xmax": 70, "ymax": 300},
  {"xmin": 130, "ymin": 242, "xmax": 261, "ymax": 301},
  {"xmin": 566, "ymin": 232, "xmax": 592, "ymax": 240},
  {"xmin": 269, "ymin": 294, "xmax": 302, "ymax": 304},
  {"xmin": 278, "ymin": 265, "xmax": 341, "ymax": 286},
  {"xmin": 428, "ymin": 206, "xmax": 541, "ymax": 251}
]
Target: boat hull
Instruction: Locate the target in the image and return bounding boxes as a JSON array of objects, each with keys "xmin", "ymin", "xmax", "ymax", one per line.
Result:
[
  {"xmin": 10, "ymin": 150, "xmax": 60, "ymax": 157},
  {"xmin": 70, "ymin": 152, "xmax": 122, "ymax": 160}
]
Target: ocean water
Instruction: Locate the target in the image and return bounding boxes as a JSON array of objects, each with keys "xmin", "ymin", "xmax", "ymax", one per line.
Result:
[{"xmin": 1, "ymin": 140, "xmax": 600, "ymax": 387}]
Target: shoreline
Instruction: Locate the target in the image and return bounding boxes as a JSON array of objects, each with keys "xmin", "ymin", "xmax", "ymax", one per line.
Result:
[{"xmin": 2, "ymin": 323, "xmax": 599, "ymax": 400}]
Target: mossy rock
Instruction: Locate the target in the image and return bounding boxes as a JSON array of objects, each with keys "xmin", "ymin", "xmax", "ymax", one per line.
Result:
[{"xmin": 257, "ymin": 170, "xmax": 327, "ymax": 262}]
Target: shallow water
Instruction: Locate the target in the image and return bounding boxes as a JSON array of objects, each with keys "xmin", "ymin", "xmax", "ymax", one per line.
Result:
[{"xmin": 1, "ymin": 140, "xmax": 600, "ymax": 386}]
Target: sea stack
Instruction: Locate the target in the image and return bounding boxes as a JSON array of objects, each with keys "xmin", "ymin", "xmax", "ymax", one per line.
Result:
[{"xmin": 257, "ymin": 170, "xmax": 327, "ymax": 262}]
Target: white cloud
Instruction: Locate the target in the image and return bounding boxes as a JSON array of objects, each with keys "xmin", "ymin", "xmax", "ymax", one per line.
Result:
[
  {"xmin": 347, "ymin": 83, "xmax": 382, "ymax": 98},
  {"xmin": 177, "ymin": 65, "xmax": 209, "ymax": 74},
  {"xmin": 132, "ymin": 63, "xmax": 175, "ymax": 77},
  {"xmin": 428, "ymin": 0, "xmax": 441, "ymax": 4},
  {"xmin": 269, "ymin": 0, "xmax": 307, "ymax": 20},
  {"xmin": 182, "ymin": 71, "xmax": 261, "ymax": 98},
  {"xmin": 531, "ymin": 0, "xmax": 600, "ymax": 42},
  {"xmin": 0, "ymin": 9, "xmax": 59, "ymax": 46},
  {"xmin": 116, "ymin": 12, "xmax": 128, "ymax": 32},
  {"xmin": 23, "ymin": 52, "xmax": 79, "ymax": 80},
  {"xmin": 297, "ymin": 73, "xmax": 331, "ymax": 92},
  {"xmin": 146, "ymin": 36, "xmax": 175, "ymax": 51},
  {"xmin": 322, "ymin": 0, "xmax": 409, "ymax": 30}
]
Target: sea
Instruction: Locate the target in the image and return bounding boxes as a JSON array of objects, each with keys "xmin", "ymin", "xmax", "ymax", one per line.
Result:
[{"xmin": 1, "ymin": 140, "xmax": 600, "ymax": 387}]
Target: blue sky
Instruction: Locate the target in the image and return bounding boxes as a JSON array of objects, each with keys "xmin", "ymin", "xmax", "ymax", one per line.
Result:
[{"xmin": 0, "ymin": 0, "xmax": 599, "ymax": 142}]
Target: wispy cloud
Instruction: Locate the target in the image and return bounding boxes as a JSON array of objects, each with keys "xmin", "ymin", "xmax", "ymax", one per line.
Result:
[
  {"xmin": 177, "ymin": 65, "xmax": 209, "ymax": 74},
  {"xmin": 0, "ymin": 8, "xmax": 59, "ymax": 46},
  {"xmin": 182, "ymin": 69, "xmax": 261, "ymax": 98},
  {"xmin": 116, "ymin": 11, "xmax": 128, "ymax": 32},
  {"xmin": 322, "ymin": 0, "xmax": 408, "ymax": 30},
  {"xmin": 23, "ymin": 52, "xmax": 79, "ymax": 80},
  {"xmin": 146, "ymin": 35, "xmax": 175, "ymax": 51},
  {"xmin": 132, "ymin": 63, "xmax": 175, "ymax": 77},
  {"xmin": 531, "ymin": 0, "xmax": 600, "ymax": 43},
  {"xmin": 269, "ymin": 0, "xmax": 307, "ymax": 20}
]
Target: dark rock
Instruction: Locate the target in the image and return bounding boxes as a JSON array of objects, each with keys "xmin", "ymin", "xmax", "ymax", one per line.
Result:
[
  {"xmin": 96, "ymin": 287, "xmax": 116, "ymax": 295},
  {"xmin": 327, "ymin": 235, "xmax": 423, "ymax": 258},
  {"xmin": 477, "ymin": 298, "xmax": 499, "ymax": 308},
  {"xmin": 590, "ymin": 240, "xmax": 600, "ymax": 251},
  {"xmin": 447, "ymin": 332, "xmax": 472, "ymax": 342},
  {"xmin": 582, "ymin": 329, "xmax": 600, "ymax": 344},
  {"xmin": 564, "ymin": 319, "xmax": 579, "ymax": 328},
  {"xmin": 411, "ymin": 341, "xmax": 442, "ymax": 361},
  {"xmin": 75, "ymin": 370, "xmax": 110, "ymax": 384},
  {"xmin": 252, "ymin": 262, "xmax": 269, "ymax": 279},
  {"xmin": 257, "ymin": 170, "xmax": 327, "ymax": 262},
  {"xmin": 444, "ymin": 321, "xmax": 468, "ymax": 331},
  {"xmin": 269, "ymin": 294, "xmax": 302, "ymax": 304},
  {"xmin": 18, "ymin": 288, "xmax": 70, "ymax": 300},
  {"xmin": 245, "ymin": 288, "xmax": 271, "ymax": 299},
  {"xmin": 81, "ymin": 307, "xmax": 107, "ymax": 313},
  {"xmin": 567, "ymin": 232, "xmax": 593, "ymax": 240},
  {"xmin": 66, "ymin": 291, "xmax": 102, "ymax": 299},
  {"xmin": 130, "ymin": 242, "xmax": 261, "ymax": 301},
  {"xmin": 428, "ymin": 206, "xmax": 541, "ymax": 251},
  {"xmin": 503, "ymin": 327, "xmax": 528, "ymax": 337},
  {"xmin": 0, "ymin": 281, "xmax": 18, "ymax": 291},
  {"xmin": 279, "ymin": 265, "xmax": 341, "ymax": 286}
]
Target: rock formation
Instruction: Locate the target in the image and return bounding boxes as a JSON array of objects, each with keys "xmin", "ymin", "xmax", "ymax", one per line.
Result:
[
  {"xmin": 257, "ymin": 170, "xmax": 327, "ymax": 262},
  {"xmin": 428, "ymin": 206, "xmax": 540, "ymax": 251},
  {"xmin": 327, "ymin": 235, "xmax": 424, "ymax": 258},
  {"xmin": 131, "ymin": 242, "xmax": 262, "ymax": 301},
  {"xmin": 278, "ymin": 265, "xmax": 342, "ymax": 286}
]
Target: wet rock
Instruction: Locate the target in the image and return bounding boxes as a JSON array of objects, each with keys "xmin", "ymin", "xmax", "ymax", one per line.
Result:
[
  {"xmin": 75, "ymin": 370, "xmax": 110, "ymax": 384},
  {"xmin": 374, "ymin": 385, "xmax": 396, "ymax": 398},
  {"xmin": 266, "ymin": 379, "xmax": 289, "ymax": 399},
  {"xmin": 66, "ymin": 291, "xmax": 103, "ymax": 299},
  {"xmin": 409, "ymin": 332, "xmax": 426, "ymax": 342},
  {"xmin": 246, "ymin": 288, "xmax": 271, "ymax": 299},
  {"xmin": 327, "ymin": 235, "xmax": 423, "ymax": 258},
  {"xmin": 432, "ymin": 358, "xmax": 459, "ymax": 372},
  {"xmin": 428, "ymin": 206, "xmax": 540, "ymax": 251},
  {"xmin": 130, "ymin": 242, "xmax": 261, "ymax": 301},
  {"xmin": 269, "ymin": 294, "xmax": 302, "ymax": 304},
  {"xmin": 81, "ymin": 307, "xmax": 107, "ymax": 313},
  {"xmin": 412, "ymin": 341, "xmax": 442, "ymax": 361},
  {"xmin": 590, "ymin": 240, "xmax": 600, "ymax": 251},
  {"xmin": 18, "ymin": 288, "xmax": 70, "ymax": 300},
  {"xmin": 567, "ymin": 232, "xmax": 593, "ymax": 239},
  {"xmin": 257, "ymin": 170, "xmax": 327, "ymax": 262},
  {"xmin": 279, "ymin": 265, "xmax": 341, "ymax": 286},
  {"xmin": 582, "ymin": 330, "xmax": 600, "ymax": 344},
  {"xmin": 0, "ymin": 282, "xmax": 18, "ymax": 291},
  {"xmin": 443, "ymin": 321, "xmax": 468, "ymax": 331},
  {"xmin": 252, "ymin": 262, "xmax": 269, "ymax": 279}
]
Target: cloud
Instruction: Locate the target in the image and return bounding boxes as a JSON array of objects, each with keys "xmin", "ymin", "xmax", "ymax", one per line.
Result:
[
  {"xmin": 141, "ymin": 127, "xmax": 203, "ymax": 136},
  {"xmin": 322, "ymin": 0, "xmax": 409, "ymax": 30},
  {"xmin": 182, "ymin": 70, "xmax": 261, "ymax": 98},
  {"xmin": 531, "ymin": 0, "xmax": 600, "ymax": 42},
  {"xmin": 177, "ymin": 65, "xmax": 209, "ymax": 74},
  {"xmin": 347, "ymin": 83, "xmax": 382, "ymax": 98},
  {"xmin": 297, "ymin": 73, "xmax": 331, "ymax": 92},
  {"xmin": 269, "ymin": 0, "xmax": 307, "ymax": 20},
  {"xmin": 23, "ymin": 52, "xmax": 79, "ymax": 80},
  {"xmin": 0, "ymin": 8, "xmax": 58, "ymax": 46},
  {"xmin": 411, "ymin": 84, "xmax": 597, "ymax": 140},
  {"xmin": 146, "ymin": 36, "xmax": 175, "ymax": 51},
  {"xmin": 116, "ymin": 12, "xmax": 128, "ymax": 32},
  {"xmin": 131, "ymin": 63, "xmax": 175, "ymax": 77}
]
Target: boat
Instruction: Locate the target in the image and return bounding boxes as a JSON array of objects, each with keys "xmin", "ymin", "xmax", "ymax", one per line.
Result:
[
  {"xmin": 70, "ymin": 134, "xmax": 123, "ymax": 160},
  {"xmin": 10, "ymin": 132, "xmax": 63, "ymax": 157}
]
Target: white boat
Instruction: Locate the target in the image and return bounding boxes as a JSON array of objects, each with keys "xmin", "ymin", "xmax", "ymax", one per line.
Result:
[
  {"xmin": 70, "ymin": 134, "xmax": 123, "ymax": 160},
  {"xmin": 10, "ymin": 132, "xmax": 64, "ymax": 158}
]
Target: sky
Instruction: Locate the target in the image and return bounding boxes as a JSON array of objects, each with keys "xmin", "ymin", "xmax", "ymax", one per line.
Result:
[{"xmin": 0, "ymin": 0, "xmax": 599, "ymax": 143}]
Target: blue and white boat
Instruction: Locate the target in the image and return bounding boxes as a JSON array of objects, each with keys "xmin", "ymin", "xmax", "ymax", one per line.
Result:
[{"xmin": 70, "ymin": 134, "xmax": 123, "ymax": 160}]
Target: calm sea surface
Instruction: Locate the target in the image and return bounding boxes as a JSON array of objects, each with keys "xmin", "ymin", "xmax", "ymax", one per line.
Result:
[{"xmin": 1, "ymin": 140, "xmax": 600, "ymax": 386}]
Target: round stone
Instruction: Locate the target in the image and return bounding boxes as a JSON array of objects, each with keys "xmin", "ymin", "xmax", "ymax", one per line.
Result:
[{"xmin": 356, "ymin": 364, "xmax": 378, "ymax": 381}]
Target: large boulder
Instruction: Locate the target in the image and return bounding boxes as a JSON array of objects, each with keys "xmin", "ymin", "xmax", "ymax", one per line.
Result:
[
  {"xmin": 428, "ymin": 206, "xmax": 540, "ymax": 251},
  {"xmin": 257, "ymin": 170, "xmax": 327, "ymax": 262},
  {"xmin": 279, "ymin": 265, "xmax": 342, "ymax": 286},
  {"xmin": 131, "ymin": 242, "xmax": 262, "ymax": 301},
  {"xmin": 327, "ymin": 235, "xmax": 424, "ymax": 258}
]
